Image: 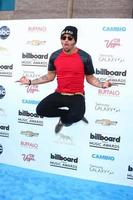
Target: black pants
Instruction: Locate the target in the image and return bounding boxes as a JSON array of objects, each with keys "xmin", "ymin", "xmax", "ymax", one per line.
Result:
[{"xmin": 36, "ymin": 92, "xmax": 85, "ymax": 125}]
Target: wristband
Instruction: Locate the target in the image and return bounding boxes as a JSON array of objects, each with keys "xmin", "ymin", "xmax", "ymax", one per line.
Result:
[
  {"xmin": 99, "ymin": 83, "xmax": 103, "ymax": 88},
  {"xmin": 28, "ymin": 79, "xmax": 31, "ymax": 85}
]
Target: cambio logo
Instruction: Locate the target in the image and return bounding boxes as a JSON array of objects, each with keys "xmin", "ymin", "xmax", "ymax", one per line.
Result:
[
  {"xmin": 0, "ymin": 85, "xmax": 6, "ymax": 99},
  {"xmin": 22, "ymin": 99, "xmax": 40, "ymax": 105},
  {"xmin": 92, "ymin": 154, "xmax": 115, "ymax": 161},
  {"xmin": 102, "ymin": 26, "xmax": 126, "ymax": 32},
  {"xmin": 0, "ymin": 26, "xmax": 10, "ymax": 39}
]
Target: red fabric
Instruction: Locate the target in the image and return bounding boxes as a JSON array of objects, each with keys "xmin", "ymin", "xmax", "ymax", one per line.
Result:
[{"xmin": 54, "ymin": 51, "xmax": 85, "ymax": 93}]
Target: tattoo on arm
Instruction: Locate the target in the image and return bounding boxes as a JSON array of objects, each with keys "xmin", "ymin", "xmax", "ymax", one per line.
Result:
[
  {"xmin": 86, "ymin": 75, "xmax": 103, "ymax": 88},
  {"xmin": 41, "ymin": 75, "xmax": 49, "ymax": 82},
  {"xmin": 92, "ymin": 79, "xmax": 102, "ymax": 88},
  {"xmin": 30, "ymin": 71, "xmax": 55, "ymax": 85},
  {"xmin": 31, "ymin": 75, "xmax": 50, "ymax": 85}
]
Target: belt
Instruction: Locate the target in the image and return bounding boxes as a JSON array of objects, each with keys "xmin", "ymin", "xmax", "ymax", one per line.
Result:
[{"xmin": 60, "ymin": 92, "xmax": 84, "ymax": 96}]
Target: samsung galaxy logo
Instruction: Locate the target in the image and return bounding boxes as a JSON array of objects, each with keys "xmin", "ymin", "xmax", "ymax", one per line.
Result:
[{"xmin": 103, "ymin": 26, "xmax": 126, "ymax": 32}]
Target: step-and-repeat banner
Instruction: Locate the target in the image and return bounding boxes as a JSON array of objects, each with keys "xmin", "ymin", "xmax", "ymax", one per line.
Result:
[{"xmin": 0, "ymin": 19, "xmax": 133, "ymax": 186}]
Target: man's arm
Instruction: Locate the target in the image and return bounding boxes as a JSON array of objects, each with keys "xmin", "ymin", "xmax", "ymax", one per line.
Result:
[
  {"xmin": 17, "ymin": 71, "xmax": 56, "ymax": 85},
  {"xmin": 30, "ymin": 71, "xmax": 56, "ymax": 85},
  {"xmin": 86, "ymin": 74, "xmax": 111, "ymax": 88}
]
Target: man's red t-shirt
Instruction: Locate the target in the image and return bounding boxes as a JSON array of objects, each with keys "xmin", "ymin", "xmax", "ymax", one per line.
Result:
[{"xmin": 48, "ymin": 48, "xmax": 95, "ymax": 94}]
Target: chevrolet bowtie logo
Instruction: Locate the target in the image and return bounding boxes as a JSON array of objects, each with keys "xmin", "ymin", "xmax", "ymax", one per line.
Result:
[
  {"xmin": 27, "ymin": 40, "xmax": 46, "ymax": 46},
  {"xmin": 95, "ymin": 119, "xmax": 117, "ymax": 126}
]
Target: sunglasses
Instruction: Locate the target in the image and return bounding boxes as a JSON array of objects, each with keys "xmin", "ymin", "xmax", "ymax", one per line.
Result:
[{"xmin": 61, "ymin": 35, "xmax": 73, "ymax": 41}]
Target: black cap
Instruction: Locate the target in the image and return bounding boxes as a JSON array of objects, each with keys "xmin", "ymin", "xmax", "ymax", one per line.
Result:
[{"xmin": 61, "ymin": 26, "xmax": 78, "ymax": 42}]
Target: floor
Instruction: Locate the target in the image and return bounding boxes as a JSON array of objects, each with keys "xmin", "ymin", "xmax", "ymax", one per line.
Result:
[{"xmin": 0, "ymin": 163, "xmax": 133, "ymax": 200}]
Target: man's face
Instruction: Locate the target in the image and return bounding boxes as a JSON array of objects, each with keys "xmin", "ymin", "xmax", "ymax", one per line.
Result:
[{"xmin": 61, "ymin": 34, "xmax": 76, "ymax": 52}]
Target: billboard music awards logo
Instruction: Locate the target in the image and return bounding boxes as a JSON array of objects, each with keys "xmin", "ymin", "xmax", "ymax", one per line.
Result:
[
  {"xmin": 18, "ymin": 110, "xmax": 43, "ymax": 126},
  {"xmin": 96, "ymin": 68, "xmax": 127, "ymax": 76},
  {"xmin": 21, "ymin": 52, "xmax": 48, "ymax": 67},
  {"xmin": 96, "ymin": 68, "xmax": 127, "ymax": 86},
  {"xmin": 0, "ymin": 64, "xmax": 13, "ymax": 77},
  {"xmin": 89, "ymin": 132, "xmax": 120, "ymax": 151},
  {"xmin": 50, "ymin": 153, "xmax": 78, "ymax": 170},
  {"xmin": 98, "ymin": 77, "xmax": 126, "ymax": 86},
  {"xmin": 127, "ymin": 165, "xmax": 133, "ymax": 180},
  {"xmin": 0, "ymin": 124, "xmax": 10, "ymax": 137}
]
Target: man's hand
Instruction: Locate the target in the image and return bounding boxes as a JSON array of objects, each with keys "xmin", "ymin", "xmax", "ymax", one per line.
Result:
[
  {"xmin": 16, "ymin": 76, "xmax": 30, "ymax": 85},
  {"xmin": 102, "ymin": 80, "xmax": 112, "ymax": 88}
]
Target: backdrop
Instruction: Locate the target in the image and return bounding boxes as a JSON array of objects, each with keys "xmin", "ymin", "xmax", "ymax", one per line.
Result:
[{"xmin": 0, "ymin": 18, "xmax": 132, "ymax": 187}]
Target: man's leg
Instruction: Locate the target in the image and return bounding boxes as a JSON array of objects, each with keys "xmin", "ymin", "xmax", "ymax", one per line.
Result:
[
  {"xmin": 36, "ymin": 92, "xmax": 67, "ymax": 117},
  {"xmin": 55, "ymin": 95, "xmax": 86, "ymax": 133},
  {"xmin": 36, "ymin": 93, "xmax": 87, "ymax": 133},
  {"xmin": 61, "ymin": 95, "xmax": 85, "ymax": 124}
]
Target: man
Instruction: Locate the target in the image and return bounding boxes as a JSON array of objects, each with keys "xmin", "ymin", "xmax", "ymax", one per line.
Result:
[{"xmin": 17, "ymin": 26, "xmax": 111, "ymax": 133}]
